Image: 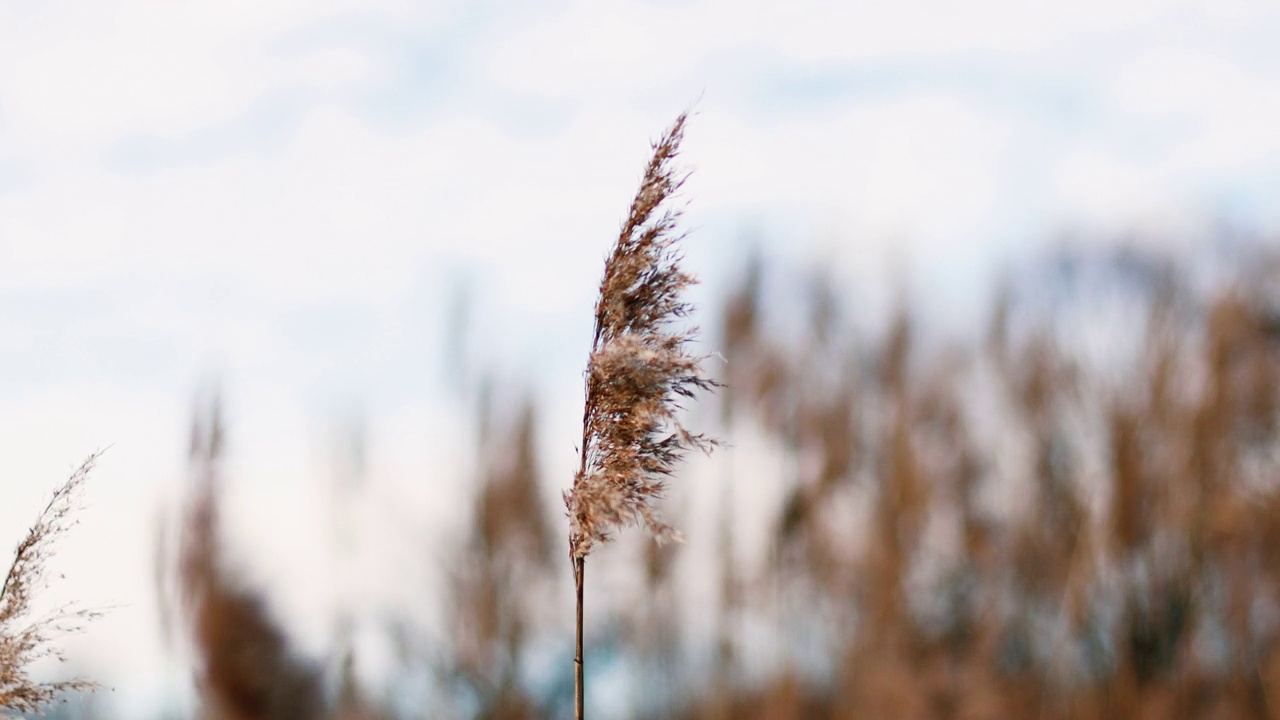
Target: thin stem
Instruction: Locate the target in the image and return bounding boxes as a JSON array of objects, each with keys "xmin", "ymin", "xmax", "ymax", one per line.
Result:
[
  {"xmin": 574, "ymin": 555, "xmax": 586, "ymax": 720},
  {"xmin": 575, "ymin": 383, "xmax": 591, "ymax": 720}
]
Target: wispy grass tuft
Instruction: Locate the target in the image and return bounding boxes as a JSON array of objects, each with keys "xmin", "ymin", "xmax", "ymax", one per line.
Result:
[{"xmin": 0, "ymin": 452, "xmax": 104, "ymax": 715}]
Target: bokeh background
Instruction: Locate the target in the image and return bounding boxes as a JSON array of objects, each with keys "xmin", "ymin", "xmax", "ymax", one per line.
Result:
[{"xmin": 5, "ymin": 1, "xmax": 1280, "ymax": 717}]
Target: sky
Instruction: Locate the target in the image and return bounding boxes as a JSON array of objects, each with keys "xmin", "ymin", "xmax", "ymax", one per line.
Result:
[{"xmin": 3, "ymin": 0, "xmax": 1280, "ymax": 714}]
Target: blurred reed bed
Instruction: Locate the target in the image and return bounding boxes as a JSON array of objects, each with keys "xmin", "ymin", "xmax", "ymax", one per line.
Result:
[
  {"xmin": 677, "ymin": 243, "xmax": 1280, "ymax": 720},
  {"xmin": 129, "ymin": 239, "xmax": 1280, "ymax": 720}
]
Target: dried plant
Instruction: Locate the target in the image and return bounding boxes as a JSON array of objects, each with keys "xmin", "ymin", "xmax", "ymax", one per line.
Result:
[
  {"xmin": 563, "ymin": 110, "xmax": 718, "ymax": 718},
  {"xmin": 450, "ymin": 390, "xmax": 552, "ymax": 719},
  {"xmin": 0, "ymin": 452, "xmax": 103, "ymax": 715},
  {"xmin": 178, "ymin": 400, "xmax": 326, "ymax": 720}
]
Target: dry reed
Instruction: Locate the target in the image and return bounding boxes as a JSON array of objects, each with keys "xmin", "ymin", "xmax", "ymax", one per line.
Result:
[
  {"xmin": 563, "ymin": 110, "xmax": 718, "ymax": 719},
  {"xmin": 0, "ymin": 452, "xmax": 103, "ymax": 715},
  {"xmin": 450, "ymin": 389, "xmax": 552, "ymax": 719},
  {"xmin": 177, "ymin": 400, "xmax": 326, "ymax": 720}
]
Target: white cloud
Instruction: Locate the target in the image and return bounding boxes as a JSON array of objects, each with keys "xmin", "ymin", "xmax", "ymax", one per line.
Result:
[{"xmin": 1113, "ymin": 46, "xmax": 1280, "ymax": 171}]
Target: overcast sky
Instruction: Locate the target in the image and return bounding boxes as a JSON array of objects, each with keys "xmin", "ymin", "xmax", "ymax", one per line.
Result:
[{"xmin": 3, "ymin": 0, "xmax": 1280, "ymax": 714}]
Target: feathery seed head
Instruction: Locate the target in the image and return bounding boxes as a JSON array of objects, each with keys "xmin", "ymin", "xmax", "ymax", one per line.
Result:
[{"xmin": 565, "ymin": 112, "xmax": 718, "ymax": 560}]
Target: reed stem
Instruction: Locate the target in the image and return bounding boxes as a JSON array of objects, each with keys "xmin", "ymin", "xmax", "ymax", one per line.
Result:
[{"xmin": 574, "ymin": 556, "xmax": 585, "ymax": 720}]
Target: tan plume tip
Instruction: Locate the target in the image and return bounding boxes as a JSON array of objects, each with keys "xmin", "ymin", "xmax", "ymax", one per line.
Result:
[{"xmin": 565, "ymin": 111, "xmax": 719, "ymax": 561}]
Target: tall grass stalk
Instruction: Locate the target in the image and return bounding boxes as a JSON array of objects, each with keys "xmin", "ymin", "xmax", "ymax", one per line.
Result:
[{"xmin": 563, "ymin": 111, "xmax": 718, "ymax": 719}]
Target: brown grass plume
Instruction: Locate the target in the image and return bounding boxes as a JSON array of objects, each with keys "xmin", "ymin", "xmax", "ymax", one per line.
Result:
[
  {"xmin": 564, "ymin": 110, "xmax": 717, "ymax": 560},
  {"xmin": 563, "ymin": 110, "xmax": 718, "ymax": 719}
]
